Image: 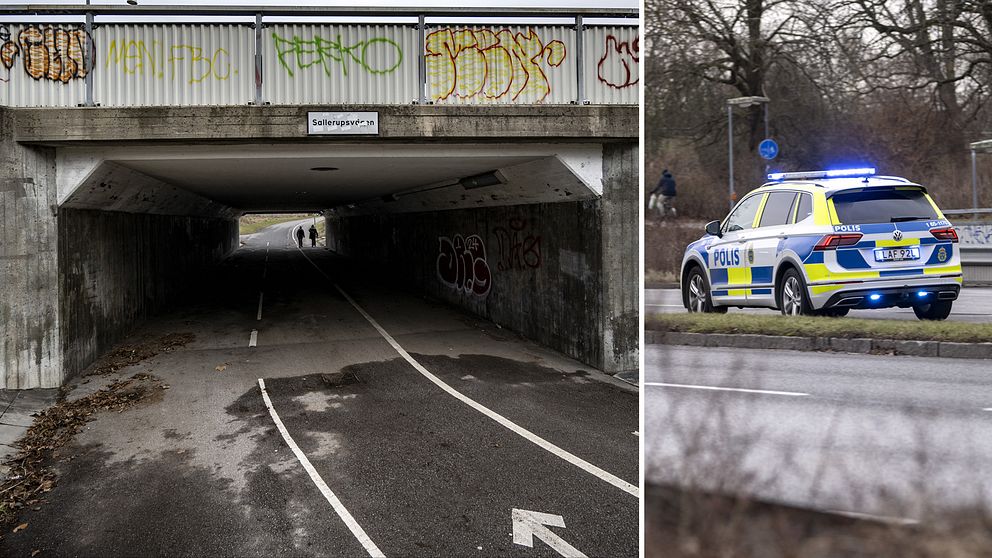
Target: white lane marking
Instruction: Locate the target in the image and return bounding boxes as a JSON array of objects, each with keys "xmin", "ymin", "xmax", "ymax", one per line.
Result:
[
  {"xmin": 645, "ymin": 304, "xmax": 684, "ymax": 308},
  {"xmin": 249, "ymin": 329, "xmax": 258, "ymax": 347},
  {"xmin": 512, "ymin": 509, "xmax": 587, "ymax": 558},
  {"xmin": 983, "ymin": 408, "xmax": 992, "ymax": 412},
  {"xmin": 256, "ymin": 292, "xmax": 264, "ymax": 321},
  {"xmin": 644, "ymin": 382, "xmax": 809, "ymax": 397},
  {"xmin": 266, "ymin": 241, "xmax": 270, "ymax": 247},
  {"xmin": 295, "ymin": 248, "xmax": 638, "ymax": 498},
  {"xmin": 258, "ymin": 379, "xmax": 386, "ymax": 557},
  {"xmin": 826, "ymin": 509, "xmax": 919, "ymax": 526}
]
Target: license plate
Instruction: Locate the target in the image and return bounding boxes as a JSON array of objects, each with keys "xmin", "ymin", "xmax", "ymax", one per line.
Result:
[{"xmin": 874, "ymin": 247, "xmax": 920, "ymax": 262}]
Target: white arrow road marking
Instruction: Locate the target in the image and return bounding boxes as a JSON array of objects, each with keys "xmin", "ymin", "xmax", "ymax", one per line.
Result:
[
  {"xmin": 248, "ymin": 329, "xmax": 258, "ymax": 347},
  {"xmin": 258, "ymin": 379, "xmax": 386, "ymax": 557},
  {"xmin": 512, "ymin": 509, "xmax": 587, "ymax": 558},
  {"xmin": 295, "ymin": 247, "xmax": 638, "ymax": 498}
]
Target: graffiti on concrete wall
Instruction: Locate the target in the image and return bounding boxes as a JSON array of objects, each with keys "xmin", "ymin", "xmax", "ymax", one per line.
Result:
[
  {"xmin": 272, "ymin": 32, "xmax": 403, "ymax": 77},
  {"xmin": 597, "ymin": 33, "xmax": 638, "ymax": 89},
  {"xmin": 437, "ymin": 234, "xmax": 492, "ymax": 297},
  {"xmin": 0, "ymin": 24, "xmax": 92, "ymax": 84},
  {"xmin": 426, "ymin": 27, "xmax": 566, "ymax": 103},
  {"xmin": 106, "ymin": 39, "xmax": 234, "ymax": 83},
  {"xmin": 493, "ymin": 218, "xmax": 542, "ymax": 271}
]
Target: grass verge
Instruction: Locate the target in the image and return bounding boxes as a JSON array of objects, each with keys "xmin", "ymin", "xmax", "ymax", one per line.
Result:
[
  {"xmin": 647, "ymin": 312, "xmax": 992, "ymax": 344},
  {"xmin": 239, "ymin": 213, "xmax": 313, "ymax": 235}
]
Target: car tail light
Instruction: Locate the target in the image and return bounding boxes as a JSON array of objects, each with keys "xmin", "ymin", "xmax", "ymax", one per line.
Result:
[
  {"xmin": 813, "ymin": 233, "xmax": 863, "ymax": 250},
  {"xmin": 930, "ymin": 227, "xmax": 958, "ymax": 242}
]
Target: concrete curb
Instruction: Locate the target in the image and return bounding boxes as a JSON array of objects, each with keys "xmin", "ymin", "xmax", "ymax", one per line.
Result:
[{"xmin": 645, "ymin": 330, "xmax": 992, "ymax": 360}]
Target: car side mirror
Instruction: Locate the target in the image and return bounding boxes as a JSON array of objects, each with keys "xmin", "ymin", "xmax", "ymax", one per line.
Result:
[{"xmin": 705, "ymin": 220, "xmax": 723, "ymax": 237}]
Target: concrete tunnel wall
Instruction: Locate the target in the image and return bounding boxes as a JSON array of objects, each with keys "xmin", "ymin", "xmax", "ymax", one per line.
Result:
[
  {"xmin": 2, "ymin": 108, "xmax": 240, "ymax": 388},
  {"xmin": 58, "ymin": 210, "xmax": 237, "ymax": 379},
  {"xmin": 326, "ymin": 143, "xmax": 639, "ymax": 373}
]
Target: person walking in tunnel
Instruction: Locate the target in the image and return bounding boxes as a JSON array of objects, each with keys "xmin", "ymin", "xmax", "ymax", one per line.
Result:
[
  {"xmin": 308, "ymin": 224, "xmax": 318, "ymax": 247},
  {"xmin": 295, "ymin": 225, "xmax": 305, "ymax": 248}
]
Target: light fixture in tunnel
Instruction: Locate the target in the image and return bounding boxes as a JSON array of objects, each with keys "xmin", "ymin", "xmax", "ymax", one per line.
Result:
[
  {"xmin": 310, "ymin": 167, "xmax": 339, "ymax": 172},
  {"xmin": 459, "ymin": 171, "xmax": 504, "ymax": 190}
]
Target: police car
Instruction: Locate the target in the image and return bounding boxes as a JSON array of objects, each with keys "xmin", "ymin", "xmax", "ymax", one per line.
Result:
[{"xmin": 680, "ymin": 168, "xmax": 962, "ymax": 320}]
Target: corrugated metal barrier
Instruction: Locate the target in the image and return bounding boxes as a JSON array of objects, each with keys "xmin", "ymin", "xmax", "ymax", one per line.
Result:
[{"xmin": 0, "ymin": 17, "xmax": 637, "ymax": 107}]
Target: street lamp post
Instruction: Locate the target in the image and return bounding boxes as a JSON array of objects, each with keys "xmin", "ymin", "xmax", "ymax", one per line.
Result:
[
  {"xmin": 726, "ymin": 96, "xmax": 771, "ymax": 211},
  {"xmin": 971, "ymin": 140, "xmax": 992, "ymax": 210}
]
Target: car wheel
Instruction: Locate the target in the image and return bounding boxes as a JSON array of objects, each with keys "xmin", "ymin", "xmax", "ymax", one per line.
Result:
[
  {"xmin": 683, "ymin": 266, "xmax": 727, "ymax": 314},
  {"xmin": 913, "ymin": 300, "xmax": 952, "ymax": 321},
  {"xmin": 778, "ymin": 268, "xmax": 814, "ymax": 316}
]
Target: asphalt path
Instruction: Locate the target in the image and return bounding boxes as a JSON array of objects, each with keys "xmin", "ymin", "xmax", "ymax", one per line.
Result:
[
  {"xmin": 646, "ymin": 287, "xmax": 992, "ymax": 323},
  {"xmin": 644, "ymin": 344, "xmax": 992, "ymax": 521},
  {"xmin": 2, "ymin": 225, "xmax": 638, "ymax": 557}
]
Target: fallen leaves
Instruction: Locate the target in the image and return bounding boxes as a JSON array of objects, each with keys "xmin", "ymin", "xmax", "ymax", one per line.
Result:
[
  {"xmin": 13, "ymin": 523, "xmax": 27, "ymax": 533},
  {"xmin": 84, "ymin": 333, "xmax": 195, "ymax": 376},
  {"xmin": 0, "ymin": 374, "xmax": 164, "ymax": 526},
  {"xmin": 215, "ymin": 364, "xmax": 227, "ymax": 372}
]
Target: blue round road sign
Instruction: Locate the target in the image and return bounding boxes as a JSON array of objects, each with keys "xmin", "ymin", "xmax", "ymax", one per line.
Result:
[{"xmin": 758, "ymin": 138, "xmax": 779, "ymax": 160}]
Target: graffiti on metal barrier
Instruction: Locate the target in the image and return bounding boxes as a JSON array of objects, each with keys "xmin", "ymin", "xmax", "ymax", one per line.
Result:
[
  {"xmin": 272, "ymin": 32, "xmax": 403, "ymax": 77},
  {"xmin": 597, "ymin": 33, "xmax": 638, "ymax": 89},
  {"xmin": 0, "ymin": 24, "xmax": 93, "ymax": 84},
  {"xmin": 958, "ymin": 224, "xmax": 992, "ymax": 246},
  {"xmin": 426, "ymin": 27, "xmax": 566, "ymax": 103},
  {"xmin": 106, "ymin": 39, "xmax": 233, "ymax": 83},
  {"xmin": 493, "ymin": 218, "xmax": 542, "ymax": 271},
  {"xmin": 437, "ymin": 234, "xmax": 492, "ymax": 297}
]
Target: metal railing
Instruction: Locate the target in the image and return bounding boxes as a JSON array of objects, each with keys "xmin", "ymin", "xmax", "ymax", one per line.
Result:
[{"xmin": 0, "ymin": 5, "xmax": 639, "ymax": 108}]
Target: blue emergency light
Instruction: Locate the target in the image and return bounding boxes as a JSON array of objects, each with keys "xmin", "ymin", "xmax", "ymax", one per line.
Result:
[
  {"xmin": 767, "ymin": 167, "xmax": 876, "ymax": 181},
  {"xmin": 869, "ymin": 293, "xmax": 882, "ymax": 302}
]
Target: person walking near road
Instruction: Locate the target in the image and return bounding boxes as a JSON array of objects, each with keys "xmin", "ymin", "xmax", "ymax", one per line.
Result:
[
  {"xmin": 308, "ymin": 224, "xmax": 318, "ymax": 247},
  {"xmin": 295, "ymin": 226, "xmax": 305, "ymax": 248},
  {"xmin": 649, "ymin": 169, "xmax": 677, "ymax": 218}
]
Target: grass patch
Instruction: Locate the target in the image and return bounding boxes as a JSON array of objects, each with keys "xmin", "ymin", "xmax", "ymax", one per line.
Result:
[
  {"xmin": 239, "ymin": 213, "xmax": 314, "ymax": 236},
  {"xmin": 647, "ymin": 312, "xmax": 992, "ymax": 343}
]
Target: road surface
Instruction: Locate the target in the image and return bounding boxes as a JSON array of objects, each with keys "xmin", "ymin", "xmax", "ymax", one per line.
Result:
[
  {"xmin": 3, "ymin": 223, "xmax": 638, "ymax": 557},
  {"xmin": 644, "ymin": 344, "xmax": 992, "ymax": 521},
  {"xmin": 646, "ymin": 287, "xmax": 992, "ymax": 323}
]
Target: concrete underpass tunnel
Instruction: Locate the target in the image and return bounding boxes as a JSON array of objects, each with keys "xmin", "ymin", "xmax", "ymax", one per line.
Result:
[{"xmin": 2, "ymin": 109, "xmax": 638, "ymax": 390}]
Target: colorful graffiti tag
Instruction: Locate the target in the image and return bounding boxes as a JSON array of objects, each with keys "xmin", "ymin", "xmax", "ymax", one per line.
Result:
[
  {"xmin": 106, "ymin": 40, "xmax": 234, "ymax": 84},
  {"xmin": 437, "ymin": 234, "xmax": 492, "ymax": 297},
  {"xmin": 272, "ymin": 33, "xmax": 403, "ymax": 77},
  {"xmin": 0, "ymin": 24, "xmax": 92, "ymax": 84},
  {"xmin": 493, "ymin": 218, "xmax": 542, "ymax": 271},
  {"xmin": 597, "ymin": 34, "xmax": 639, "ymax": 89},
  {"xmin": 426, "ymin": 27, "xmax": 566, "ymax": 103}
]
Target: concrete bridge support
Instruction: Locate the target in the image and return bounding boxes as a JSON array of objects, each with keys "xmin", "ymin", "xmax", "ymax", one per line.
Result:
[{"xmin": 1, "ymin": 105, "xmax": 637, "ymax": 388}]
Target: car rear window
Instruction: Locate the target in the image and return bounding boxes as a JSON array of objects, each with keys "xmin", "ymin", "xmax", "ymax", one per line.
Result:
[{"xmin": 831, "ymin": 188, "xmax": 938, "ymax": 224}]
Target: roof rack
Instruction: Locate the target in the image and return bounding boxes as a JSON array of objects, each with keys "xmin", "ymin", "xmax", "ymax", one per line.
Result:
[{"xmin": 766, "ymin": 167, "xmax": 876, "ymax": 181}]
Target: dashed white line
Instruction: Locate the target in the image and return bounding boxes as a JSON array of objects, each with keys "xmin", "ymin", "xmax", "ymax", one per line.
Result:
[
  {"xmin": 258, "ymin": 379, "xmax": 385, "ymax": 557},
  {"xmin": 644, "ymin": 382, "xmax": 809, "ymax": 397},
  {"xmin": 983, "ymin": 408, "xmax": 992, "ymax": 412},
  {"xmin": 295, "ymin": 247, "xmax": 638, "ymax": 498},
  {"xmin": 249, "ymin": 329, "xmax": 258, "ymax": 347},
  {"xmin": 256, "ymin": 292, "xmax": 264, "ymax": 321}
]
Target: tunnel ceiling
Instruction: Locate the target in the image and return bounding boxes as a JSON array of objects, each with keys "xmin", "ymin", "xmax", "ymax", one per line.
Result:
[{"xmin": 58, "ymin": 143, "xmax": 604, "ymax": 214}]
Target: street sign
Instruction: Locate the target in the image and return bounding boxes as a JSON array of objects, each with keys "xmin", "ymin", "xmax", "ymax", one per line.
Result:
[
  {"xmin": 758, "ymin": 138, "xmax": 779, "ymax": 160},
  {"xmin": 307, "ymin": 111, "xmax": 379, "ymax": 135}
]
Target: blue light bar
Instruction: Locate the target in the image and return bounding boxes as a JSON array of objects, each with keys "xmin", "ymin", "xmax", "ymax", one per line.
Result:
[
  {"xmin": 767, "ymin": 167, "xmax": 877, "ymax": 181},
  {"xmin": 869, "ymin": 293, "xmax": 882, "ymax": 301},
  {"xmin": 917, "ymin": 291, "xmax": 929, "ymax": 298}
]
